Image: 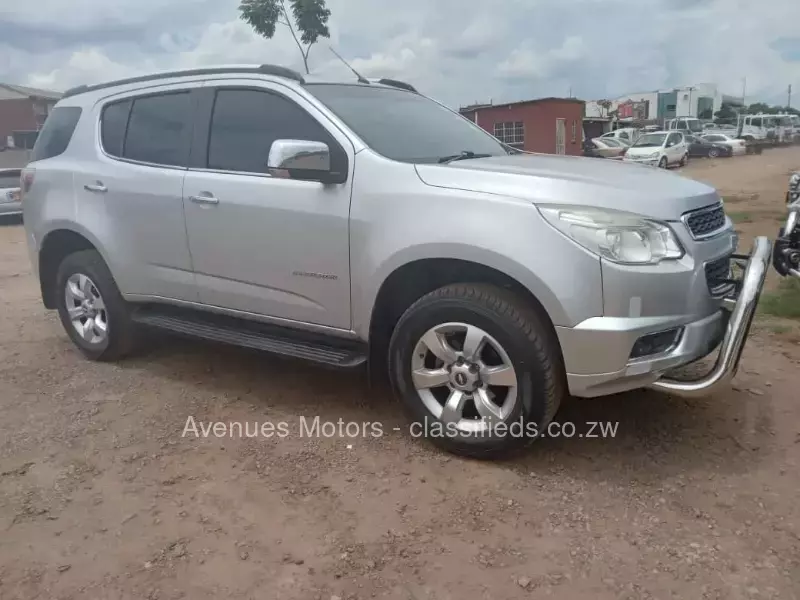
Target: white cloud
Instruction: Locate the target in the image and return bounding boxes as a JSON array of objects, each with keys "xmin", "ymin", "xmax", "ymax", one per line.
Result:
[{"xmin": 0, "ymin": 0, "xmax": 798, "ymax": 109}]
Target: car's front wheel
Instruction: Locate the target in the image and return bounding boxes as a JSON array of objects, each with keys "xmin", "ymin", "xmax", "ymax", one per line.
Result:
[
  {"xmin": 708, "ymin": 148, "xmax": 719, "ymax": 158},
  {"xmin": 659, "ymin": 156, "xmax": 669, "ymax": 169},
  {"xmin": 388, "ymin": 284, "xmax": 564, "ymax": 458},
  {"xmin": 55, "ymin": 250, "xmax": 139, "ymax": 361}
]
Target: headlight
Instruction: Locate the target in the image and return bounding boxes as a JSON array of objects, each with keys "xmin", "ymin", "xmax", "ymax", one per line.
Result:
[
  {"xmin": 647, "ymin": 152, "xmax": 660, "ymax": 159},
  {"xmin": 538, "ymin": 206, "xmax": 684, "ymax": 265}
]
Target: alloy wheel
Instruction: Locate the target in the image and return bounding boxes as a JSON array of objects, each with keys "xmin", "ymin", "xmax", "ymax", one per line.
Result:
[
  {"xmin": 65, "ymin": 273, "xmax": 109, "ymax": 345},
  {"xmin": 410, "ymin": 323, "xmax": 518, "ymax": 433}
]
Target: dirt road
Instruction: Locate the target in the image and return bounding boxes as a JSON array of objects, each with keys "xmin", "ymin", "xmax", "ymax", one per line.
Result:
[{"xmin": 1, "ymin": 148, "xmax": 799, "ymax": 600}]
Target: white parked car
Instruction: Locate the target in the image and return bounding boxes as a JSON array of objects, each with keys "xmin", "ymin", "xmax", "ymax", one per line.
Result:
[
  {"xmin": 622, "ymin": 131, "xmax": 689, "ymax": 168},
  {"xmin": 701, "ymin": 133, "xmax": 747, "ymax": 155},
  {"xmin": 600, "ymin": 127, "xmax": 640, "ymax": 145}
]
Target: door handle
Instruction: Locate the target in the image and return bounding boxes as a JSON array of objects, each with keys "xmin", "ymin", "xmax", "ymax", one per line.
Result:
[
  {"xmin": 84, "ymin": 182, "xmax": 107, "ymax": 193},
  {"xmin": 189, "ymin": 194, "xmax": 219, "ymax": 205}
]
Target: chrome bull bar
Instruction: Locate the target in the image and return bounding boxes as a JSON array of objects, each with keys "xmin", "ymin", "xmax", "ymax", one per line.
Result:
[{"xmin": 648, "ymin": 236, "xmax": 771, "ymax": 398}]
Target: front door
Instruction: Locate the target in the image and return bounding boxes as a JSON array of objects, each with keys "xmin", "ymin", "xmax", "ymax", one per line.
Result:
[
  {"xmin": 666, "ymin": 132, "xmax": 685, "ymax": 164},
  {"xmin": 182, "ymin": 84, "xmax": 354, "ymax": 330},
  {"xmin": 555, "ymin": 119, "xmax": 566, "ymax": 155}
]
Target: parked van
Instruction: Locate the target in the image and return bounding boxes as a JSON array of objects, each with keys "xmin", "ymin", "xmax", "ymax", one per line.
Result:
[
  {"xmin": 665, "ymin": 117, "xmax": 704, "ymax": 135},
  {"xmin": 599, "ymin": 127, "xmax": 640, "ymax": 145}
]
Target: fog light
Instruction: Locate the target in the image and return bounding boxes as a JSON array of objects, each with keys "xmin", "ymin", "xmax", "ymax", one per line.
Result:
[{"xmin": 630, "ymin": 328, "xmax": 683, "ymax": 359}]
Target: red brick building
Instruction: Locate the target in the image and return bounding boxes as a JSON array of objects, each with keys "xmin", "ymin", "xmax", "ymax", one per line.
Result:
[
  {"xmin": 0, "ymin": 84, "xmax": 61, "ymax": 149},
  {"xmin": 460, "ymin": 97, "xmax": 585, "ymax": 156}
]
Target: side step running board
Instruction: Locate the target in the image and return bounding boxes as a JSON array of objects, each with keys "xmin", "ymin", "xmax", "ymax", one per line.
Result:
[{"xmin": 131, "ymin": 307, "xmax": 367, "ymax": 369}]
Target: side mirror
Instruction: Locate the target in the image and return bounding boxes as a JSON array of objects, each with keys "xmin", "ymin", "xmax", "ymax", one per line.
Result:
[{"xmin": 267, "ymin": 139, "xmax": 343, "ymax": 184}]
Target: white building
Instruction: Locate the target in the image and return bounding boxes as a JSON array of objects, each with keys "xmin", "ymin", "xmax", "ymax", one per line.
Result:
[{"xmin": 587, "ymin": 83, "xmax": 743, "ymax": 123}]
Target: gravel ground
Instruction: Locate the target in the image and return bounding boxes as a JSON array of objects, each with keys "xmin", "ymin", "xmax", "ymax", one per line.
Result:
[{"xmin": 1, "ymin": 148, "xmax": 799, "ymax": 600}]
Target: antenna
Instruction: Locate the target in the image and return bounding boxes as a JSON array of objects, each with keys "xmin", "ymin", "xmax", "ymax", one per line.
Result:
[{"xmin": 329, "ymin": 47, "xmax": 369, "ymax": 85}]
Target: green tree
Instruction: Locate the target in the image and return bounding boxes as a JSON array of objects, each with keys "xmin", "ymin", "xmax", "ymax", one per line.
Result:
[
  {"xmin": 239, "ymin": 0, "xmax": 331, "ymax": 74},
  {"xmin": 745, "ymin": 102, "xmax": 773, "ymax": 114},
  {"xmin": 714, "ymin": 102, "xmax": 738, "ymax": 123}
]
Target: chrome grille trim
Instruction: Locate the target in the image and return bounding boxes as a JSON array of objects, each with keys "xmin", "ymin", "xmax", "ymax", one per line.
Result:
[{"xmin": 681, "ymin": 203, "xmax": 727, "ymax": 240}]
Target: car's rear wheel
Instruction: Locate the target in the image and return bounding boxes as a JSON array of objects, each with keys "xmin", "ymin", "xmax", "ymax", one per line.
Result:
[
  {"xmin": 680, "ymin": 154, "xmax": 688, "ymax": 167},
  {"xmin": 659, "ymin": 156, "xmax": 668, "ymax": 169},
  {"xmin": 388, "ymin": 283, "xmax": 564, "ymax": 458},
  {"xmin": 708, "ymin": 148, "xmax": 719, "ymax": 158},
  {"xmin": 55, "ymin": 250, "xmax": 139, "ymax": 361}
]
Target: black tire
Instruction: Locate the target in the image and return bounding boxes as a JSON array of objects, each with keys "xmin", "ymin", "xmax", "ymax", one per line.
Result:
[
  {"xmin": 388, "ymin": 283, "xmax": 565, "ymax": 458},
  {"xmin": 680, "ymin": 154, "xmax": 688, "ymax": 167},
  {"xmin": 708, "ymin": 148, "xmax": 719, "ymax": 158},
  {"xmin": 55, "ymin": 249, "xmax": 139, "ymax": 361},
  {"xmin": 659, "ymin": 156, "xmax": 668, "ymax": 169}
]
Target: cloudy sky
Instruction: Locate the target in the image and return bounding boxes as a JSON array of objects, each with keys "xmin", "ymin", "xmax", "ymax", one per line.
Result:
[{"xmin": 1, "ymin": 0, "xmax": 799, "ymax": 108}]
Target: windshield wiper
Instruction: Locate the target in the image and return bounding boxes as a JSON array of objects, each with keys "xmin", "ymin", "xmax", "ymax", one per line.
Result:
[{"xmin": 438, "ymin": 151, "xmax": 494, "ymax": 164}]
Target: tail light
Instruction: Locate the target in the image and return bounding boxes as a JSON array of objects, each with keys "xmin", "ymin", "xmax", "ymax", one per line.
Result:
[{"xmin": 19, "ymin": 168, "xmax": 35, "ymax": 202}]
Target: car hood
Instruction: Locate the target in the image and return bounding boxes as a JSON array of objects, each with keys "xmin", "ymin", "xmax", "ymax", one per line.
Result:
[{"xmin": 415, "ymin": 153, "xmax": 718, "ymax": 221}]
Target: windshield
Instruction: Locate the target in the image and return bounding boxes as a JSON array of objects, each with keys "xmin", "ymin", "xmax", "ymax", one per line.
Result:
[
  {"xmin": 632, "ymin": 133, "xmax": 667, "ymax": 148},
  {"xmin": 308, "ymin": 84, "xmax": 508, "ymax": 164}
]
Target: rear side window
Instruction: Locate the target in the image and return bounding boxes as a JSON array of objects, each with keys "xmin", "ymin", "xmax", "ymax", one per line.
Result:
[
  {"xmin": 123, "ymin": 93, "xmax": 191, "ymax": 167},
  {"xmin": 30, "ymin": 106, "xmax": 82, "ymax": 162},
  {"xmin": 207, "ymin": 89, "xmax": 336, "ymax": 174},
  {"xmin": 101, "ymin": 99, "xmax": 132, "ymax": 157}
]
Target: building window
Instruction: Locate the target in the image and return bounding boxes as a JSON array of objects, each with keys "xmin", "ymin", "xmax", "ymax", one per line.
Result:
[
  {"xmin": 571, "ymin": 120, "xmax": 577, "ymax": 143},
  {"xmin": 493, "ymin": 121, "xmax": 524, "ymax": 146}
]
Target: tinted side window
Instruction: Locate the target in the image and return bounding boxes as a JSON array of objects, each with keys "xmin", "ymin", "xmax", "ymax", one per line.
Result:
[
  {"xmin": 30, "ymin": 106, "xmax": 82, "ymax": 162},
  {"xmin": 668, "ymin": 133, "xmax": 682, "ymax": 145},
  {"xmin": 101, "ymin": 100, "xmax": 131, "ymax": 157},
  {"xmin": 207, "ymin": 89, "xmax": 336, "ymax": 174},
  {"xmin": 124, "ymin": 93, "xmax": 191, "ymax": 167}
]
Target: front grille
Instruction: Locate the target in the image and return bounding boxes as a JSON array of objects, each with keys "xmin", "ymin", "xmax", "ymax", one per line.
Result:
[
  {"xmin": 705, "ymin": 256, "xmax": 733, "ymax": 296},
  {"xmin": 685, "ymin": 204, "xmax": 726, "ymax": 239}
]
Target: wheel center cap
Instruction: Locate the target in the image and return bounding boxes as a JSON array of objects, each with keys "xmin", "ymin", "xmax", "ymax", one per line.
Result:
[{"xmin": 449, "ymin": 364, "xmax": 479, "ymax": 391}]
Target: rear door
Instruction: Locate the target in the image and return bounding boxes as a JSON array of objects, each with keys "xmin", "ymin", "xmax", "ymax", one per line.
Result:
[{"xmin": 74, "ymin": 85, "xmax": 199, "ymax": 301}]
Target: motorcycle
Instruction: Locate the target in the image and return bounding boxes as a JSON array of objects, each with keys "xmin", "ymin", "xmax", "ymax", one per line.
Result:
[{"xmin": 775, "ymin": 172, "xmax": 800, "ymax": 277}]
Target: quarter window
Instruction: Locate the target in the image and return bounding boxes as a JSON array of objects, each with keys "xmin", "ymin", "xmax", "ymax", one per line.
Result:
[
  {"xmin": 30, "ymin": 106, "xmax": 82, "ymax": 162},
  {"xmin": 123, "ymin": 92, "xmax": 191, "ymax": 167},
  {"xmin": 100, "ymin": 99, "xmax": 132, "ymax": 158},
  {"xmin": 207, "ymin": 89, "xmax": 335, "ymax": 174},
  {"xmin": 493, "ymin": 121, "xmax": 524, "ymax": 146}
]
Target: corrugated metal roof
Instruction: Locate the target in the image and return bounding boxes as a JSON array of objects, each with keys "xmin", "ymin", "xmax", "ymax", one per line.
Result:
[{"xmin": 0, "ymin": 83, "xmax": 62, "ymax": 100}]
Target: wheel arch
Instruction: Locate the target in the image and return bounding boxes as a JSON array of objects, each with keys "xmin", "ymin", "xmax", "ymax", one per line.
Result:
[
  {"xmin": 38, "ymin": 224, "xmax": 110, "ymax": 309},
  {"xmin": 364, "ymin": 254, "xmax": 564, "ymax": 383}
]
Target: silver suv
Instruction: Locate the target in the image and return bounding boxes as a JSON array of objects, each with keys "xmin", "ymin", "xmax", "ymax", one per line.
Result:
[{"xmin": 22, "ymin": 65, "xmax": 770, "ymax": 457}]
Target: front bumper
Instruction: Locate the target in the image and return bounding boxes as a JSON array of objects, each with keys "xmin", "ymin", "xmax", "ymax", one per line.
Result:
[
  {"xmin": 623, "ymin": 157, "xmax": 660, "ymax": 166},
  {"xmin": 559, "ymin": 237, "xmax": 771, "ymax": 398}
]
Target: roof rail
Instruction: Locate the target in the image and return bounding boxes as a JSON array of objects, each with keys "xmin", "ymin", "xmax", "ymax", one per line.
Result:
[
  {"xmin": 376, "ymin": 78, "xmax": 418, "ymax": 93},
  {"xmin": 62, "ymin": 64, "xmax": 305, "ymax": 99}
]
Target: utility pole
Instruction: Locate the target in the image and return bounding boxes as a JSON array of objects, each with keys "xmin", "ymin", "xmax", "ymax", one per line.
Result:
[
  {"xmin": 742, "ymin": 77, "xmax": 747, "ymax": 107},
  {"xmin": 789, "ymin": 84, "xmax": 793, "ymax": 109}
]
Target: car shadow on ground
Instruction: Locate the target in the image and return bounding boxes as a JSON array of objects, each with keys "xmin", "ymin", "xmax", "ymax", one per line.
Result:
[{"xmin": 116, "ymin": 331, "xmax": 773, "ymax": 485}]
